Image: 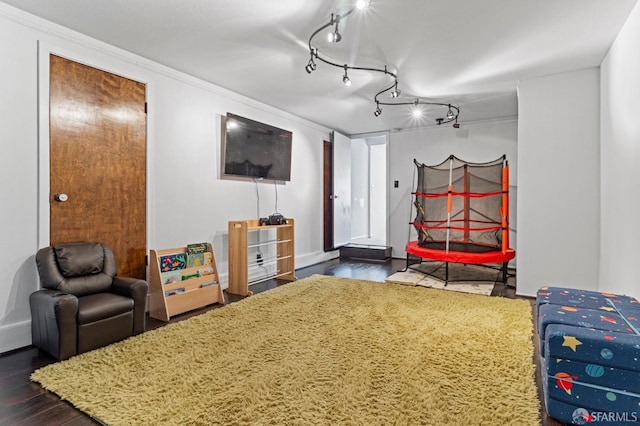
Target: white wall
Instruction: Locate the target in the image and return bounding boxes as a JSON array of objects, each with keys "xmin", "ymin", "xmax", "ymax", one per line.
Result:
[
  {"xmin": 388, "ymin": 119, "xmax": 518, "ymax": 260},
  {"xmin": 517, "ymin": 68, "xmax": 601, "ymax": 297},
  {"xmin": 0, "ymin": 15, "xmax": 40, "ymax": 351},
  {"xmin": 0, "ymin": 4, "xmax": 334, "ymax": 353},
  {"xmin": 600, "ymin": 1, "xmax": 640, "ymax": 299}
]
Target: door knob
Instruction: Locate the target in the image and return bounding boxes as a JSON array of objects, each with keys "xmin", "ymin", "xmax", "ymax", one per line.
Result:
[{"xmin": 54, "ymin": 193, "xmax": 68, "ymax": 202}]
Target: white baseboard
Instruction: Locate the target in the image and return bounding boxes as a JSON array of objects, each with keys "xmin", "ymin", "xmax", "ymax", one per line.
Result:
[{"xmin": 0, "ymin": 320, "xmax": 31, "ymax": 354}]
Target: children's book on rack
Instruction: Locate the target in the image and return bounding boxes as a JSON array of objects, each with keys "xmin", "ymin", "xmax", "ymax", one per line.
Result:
[
  {"xmin": 160, "ymin": 270, "xmax": 182, "ymax": 284},
  {"xmin": 198, "ymin": 266, "xmax": 215, "ymax": 276},
  {"xmin": 164, "ymin": 287, "xmax": 185, "ymax": 297},
  {"xmin": 159, "ymin": 253, "xmax": 187, "ymax": 272},
  {"xmin": 187, "ymin": 242, "xmax": 213, "ymax": 267}
]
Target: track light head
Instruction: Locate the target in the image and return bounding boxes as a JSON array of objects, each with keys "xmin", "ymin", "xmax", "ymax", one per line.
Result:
[
  {"xmin": 328, "ymin": 17, "xmax": 342, "ymax": 43},
  {"xmin": 305, "ymin": 49, "xmax": 317, "ymax": 74},
  {"xmin": 305, "ymin": 59, "xmax": 316, "ymax": 74},
  {"xmin": 390, "ymin": 81, "xmax": 401, "ymax": 98},
  {"xmin": 411, "ymin": 99, "xmax": 423, "ymax": 118},
  {"xmin": 342, "ymin": 66, "xmax": 351, "ymax": 86},
  {"xmin": 446, "ymin": 105, "xmax": 455, "ymax": 120},
  {"xmin": 328, "ymin": 30, "xmax": 342, "ymax": 43},
  {"xmin": 374, "ymin": 103, "xmax": 382, "ymax": 117}
]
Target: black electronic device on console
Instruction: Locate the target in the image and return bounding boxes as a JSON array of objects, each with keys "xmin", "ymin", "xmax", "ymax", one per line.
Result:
[{"xmin": 259, "ymin": 214, "xmax": 287, "ymax": 226}]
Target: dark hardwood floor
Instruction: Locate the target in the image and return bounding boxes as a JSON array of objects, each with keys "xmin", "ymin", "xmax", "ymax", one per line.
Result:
[{"xmin": 0, "ymin": 257, "xmax": 563, "ymax": 425}]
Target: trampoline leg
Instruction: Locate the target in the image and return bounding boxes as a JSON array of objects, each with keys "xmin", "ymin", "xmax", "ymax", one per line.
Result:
[
  {"xmin": 502, "ymin": 262, "xmax": 516, "ymax": 289},
  {"xmin": 399, "ymin": 252, "xmax": 413, "ymax": 272},
  {"xmin": 444, "ymin": 262, "xmax": 449, "ymax": 286}
]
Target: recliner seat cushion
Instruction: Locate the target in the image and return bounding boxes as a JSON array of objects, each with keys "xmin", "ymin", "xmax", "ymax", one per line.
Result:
[
  {"xmin": 77, "ymin": 293, "xmax": 134, "ymax": 324},
  {"xmin": 78, "ymin": 312, "xmax": 133, "ymax": 354}
]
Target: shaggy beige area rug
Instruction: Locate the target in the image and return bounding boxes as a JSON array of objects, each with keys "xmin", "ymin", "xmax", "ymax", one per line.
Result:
[{"xmin": 31, "ymin": 275, "xmax": 539, "ymax": 426}]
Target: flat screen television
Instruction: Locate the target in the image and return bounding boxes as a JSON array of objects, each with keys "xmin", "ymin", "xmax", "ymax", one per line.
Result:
[{"xmin": 222, "ymin": 113, "xmax": 293, "ymax": 181}]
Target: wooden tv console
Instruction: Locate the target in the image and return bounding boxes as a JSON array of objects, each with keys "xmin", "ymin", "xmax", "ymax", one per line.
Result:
[{"xmin": 227, "ymin": 218, "xmax": 296, "ymax": 296}]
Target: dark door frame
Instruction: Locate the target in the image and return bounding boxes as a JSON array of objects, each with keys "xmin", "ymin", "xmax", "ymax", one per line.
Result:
[{"xmin": 323, "ymin": 139, "xmax": 334, "ymax": 251}]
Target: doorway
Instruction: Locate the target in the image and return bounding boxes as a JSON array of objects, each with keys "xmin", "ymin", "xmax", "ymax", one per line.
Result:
[
  {"xmin": 323, "ymin": 132, "xmax": 389, "ymax": 252},
  {"xmin": 350, "ymin": 135, "xmax": 388, "ymax": 246}
]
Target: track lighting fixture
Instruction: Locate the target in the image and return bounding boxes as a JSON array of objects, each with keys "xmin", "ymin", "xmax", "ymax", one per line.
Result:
[
  {"xmin": 390, "ymin": 82, "xmax": 401, "ymax": 98},
  {"xmin": 413, "ymin": 100, "xmax": 423, "ymax": 118},
  {"xmin": 327, "ymin": 15, "xmax": 342, "ymax": 43},
  {"xmin": 305, "ymin": 49, "xmax": 317, "ymax": 74},
  {"xmin": 305, "ymin": 59, "xmax": 316, "ymax": 74},
  {"xmin": 446, "ymin": 105, "xmax": 455, "ymax": 120},
  {"xmin": 304, "ymin": 1, "xmax": 461, "ymax": 127},
  {"xmin": 327, "ymin": 31, "xmax": 342, "ymax": 43},
  {"xmin": 342, "ymin": 65, "xmax": 351, "ymax": 86}
]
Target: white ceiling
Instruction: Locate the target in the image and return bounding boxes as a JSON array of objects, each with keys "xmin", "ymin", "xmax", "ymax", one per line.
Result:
[{"xmin": 2, "ymin": 0, "xmax": 637, "ymax": 135}]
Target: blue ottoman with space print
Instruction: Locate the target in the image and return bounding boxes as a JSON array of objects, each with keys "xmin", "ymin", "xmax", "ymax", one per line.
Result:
[{"xmin": 536, "ymin": 286, "xmax": 640, "ymax": 425}]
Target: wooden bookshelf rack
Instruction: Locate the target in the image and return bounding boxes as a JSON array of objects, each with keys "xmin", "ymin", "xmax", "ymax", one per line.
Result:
[{"xmin": 148, "ymin": 242, "xmax": 225, "ymax": 321}]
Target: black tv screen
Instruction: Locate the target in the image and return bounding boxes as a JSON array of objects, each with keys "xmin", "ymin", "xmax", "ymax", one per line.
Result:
[{"xmin": 222, "ymin": 113, "xmax": 293, "ymax": 181}]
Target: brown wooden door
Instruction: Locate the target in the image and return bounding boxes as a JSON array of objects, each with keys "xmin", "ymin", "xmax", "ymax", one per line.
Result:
[{"xmin": 49, "ymin": 55, "xmax": 147, "ymax": 279}]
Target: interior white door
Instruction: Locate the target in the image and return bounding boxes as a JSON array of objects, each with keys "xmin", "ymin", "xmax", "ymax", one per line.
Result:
[{"xmin": 332, "ymin": 131, "xmax": 351, "ymax": 247}]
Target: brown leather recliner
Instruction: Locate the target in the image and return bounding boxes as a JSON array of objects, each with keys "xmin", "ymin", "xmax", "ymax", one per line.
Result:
[{"xmin": 30, "ymin": 242, "xmax": 148, "ymax": 360}]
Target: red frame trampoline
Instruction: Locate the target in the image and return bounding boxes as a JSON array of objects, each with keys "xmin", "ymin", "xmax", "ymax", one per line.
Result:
[{"xmin": 405, "ymin": 155, "xmax": 515, "ymax": 285}]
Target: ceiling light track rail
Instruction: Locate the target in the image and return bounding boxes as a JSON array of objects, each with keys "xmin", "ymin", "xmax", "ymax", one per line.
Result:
[{"xmin": 304, "ymin": 1, "xmax": 460, "ymax": 126}]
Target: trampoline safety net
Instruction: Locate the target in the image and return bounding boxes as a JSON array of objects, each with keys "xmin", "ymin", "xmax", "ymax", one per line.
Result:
[{"xmin": 412, "ymin": 155, "xmax": 509, "ymax": 254}]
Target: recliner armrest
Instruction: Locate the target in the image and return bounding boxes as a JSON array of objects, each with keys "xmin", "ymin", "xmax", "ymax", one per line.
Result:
[
  {"xmin": 112, "ymin": 276, "xmax": 148, "ymax": 334},
  {"xmin": 29, "ymin": 290, "xmax": 79, "ymax": 360}
]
